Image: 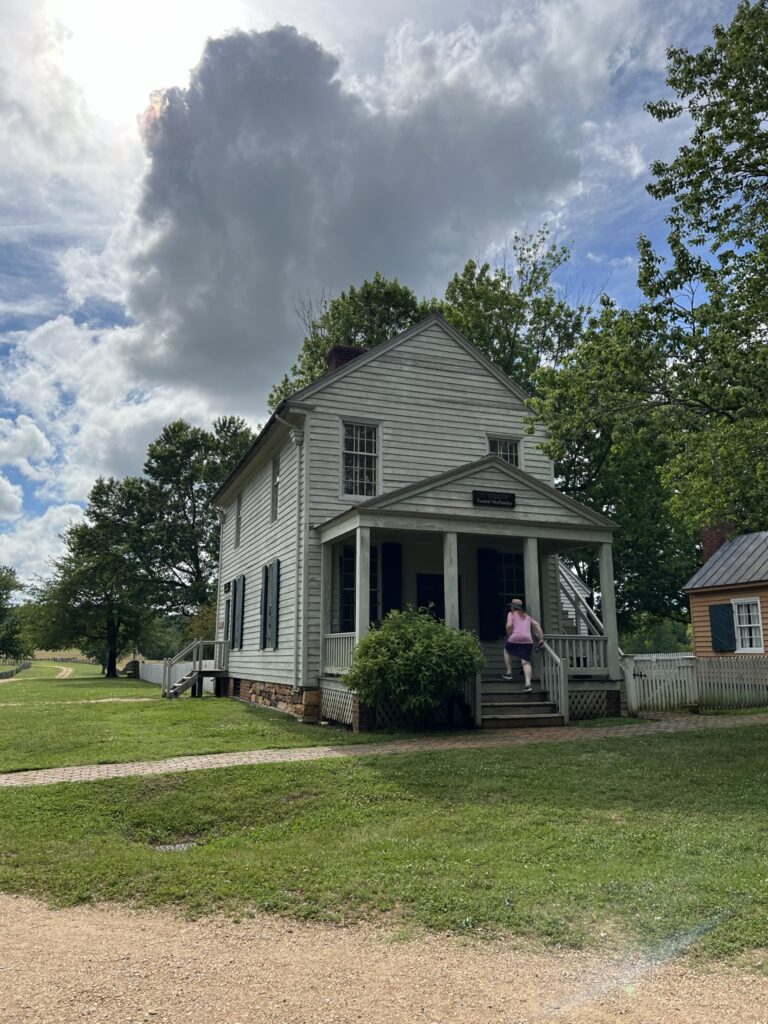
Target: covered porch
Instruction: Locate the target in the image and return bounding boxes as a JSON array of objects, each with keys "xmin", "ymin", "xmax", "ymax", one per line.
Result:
[{"xmin": 317, "ymin": 523, "xmax": 620, "ymax": 683}]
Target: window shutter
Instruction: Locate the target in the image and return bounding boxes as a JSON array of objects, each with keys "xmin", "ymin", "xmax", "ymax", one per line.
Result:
[
  {"xmin": 477, "ymin": 548, "xmax": 499, "ymax": 642},
  {"xmin": 232, "ymin": 576, "xmax": 244, "ymax": 650},
  {"xmin": 259, "ymin": 565, "xmax": 268, "ymax": 649},
  {"xmin": 237, "ymin": 575, "xmax": 246, "ymax": 649},
  {"xmin": 381, "ymin": 542, "xmax": 402, "ymax": 617},
  {"xmin": 709, "ymin": 603, "xmax": 736, "ymax": 652},
  {"xmin": 270, "ymin": 559, "xmax": 280, "ymax": 648},
  {"xmin": 229, "ymin": 578, "xmax": 238, "ymax": 648},
  {"xmin": 224, "ymin": 598, "xmax": 231, "ymax": 644}
]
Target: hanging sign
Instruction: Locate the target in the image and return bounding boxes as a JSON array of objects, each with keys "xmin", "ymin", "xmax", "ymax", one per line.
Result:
[{"xmin": 473, "ymin": 490, "xmax": 516, "ymax": 508}]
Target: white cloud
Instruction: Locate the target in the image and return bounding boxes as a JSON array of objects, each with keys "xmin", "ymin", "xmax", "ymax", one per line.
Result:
[
  {"xmin": 0, "ymin": 415, "xmax": 54, "ymax": 478},
  {"xmin": 0, "ymin": 475, "xmax": 23, "ymax": 521},
  {"xmin": 0, "ymin": 502, "xmax": 83, "ymax": 580}
]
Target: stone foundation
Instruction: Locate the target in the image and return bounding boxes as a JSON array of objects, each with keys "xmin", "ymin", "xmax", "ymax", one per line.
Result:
[{"xmin": 231, "ymin": 679, "xmax": 320, "ymax": 723}]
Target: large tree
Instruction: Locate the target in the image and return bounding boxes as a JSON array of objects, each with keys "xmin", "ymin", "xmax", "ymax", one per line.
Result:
[
  {"xmin": 0, "ymin": 566, "xmax": 25, "ymax": 659},
  {"xmin": 31, "ymin": 478, "xmax": 156, "ymax": 676},
  {"xmin": 531, "ymin": 299, "xmax": 699, "ymax": 625},
  {"xmin": 640, "ymin": 0, "xmax": 768, "ymax": 532},
  {"xmin": 137, "ymin": 416, "xmax": 254, "ymax": 612},
  {"xmin": 442, "ymin": 228, "xmax": 586, "ymax": 392}
]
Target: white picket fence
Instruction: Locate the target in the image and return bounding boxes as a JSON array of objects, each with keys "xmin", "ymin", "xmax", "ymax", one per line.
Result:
[{"xmin": 623, "ymin": 654, "xmax": 768, "ymax": 713}]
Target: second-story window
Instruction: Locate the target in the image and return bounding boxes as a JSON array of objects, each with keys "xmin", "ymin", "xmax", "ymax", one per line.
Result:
[
  {"xmin": 343, "ymin": 422, "xmax": 378, "ymax": 496},
  {"xmin": 271, "ymin": 456, "xmax": 280, "ymax": 522},
  {"xmin": 488, "ymin": 436, "xmax": 520, "ymax": 466},
  {"xmin": 234, "ymin": 492, "xmax": 243, "ymax": 547}
]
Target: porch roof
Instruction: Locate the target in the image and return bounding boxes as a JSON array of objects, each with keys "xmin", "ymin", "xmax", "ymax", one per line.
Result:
[{"xmin": 314, "ymin": 455, "xmax": 616, "ymax": 543}]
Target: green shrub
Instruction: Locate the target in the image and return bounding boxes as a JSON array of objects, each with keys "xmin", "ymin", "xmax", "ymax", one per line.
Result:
[{"xmin": 344, "ymin": 609, "xmax": 484, "ymax": 722}]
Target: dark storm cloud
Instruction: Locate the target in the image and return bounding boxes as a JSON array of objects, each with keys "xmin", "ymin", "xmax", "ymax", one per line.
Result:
[{"xmin": 126, "ymin": 25, "xmax": 581, "ymax": 405}]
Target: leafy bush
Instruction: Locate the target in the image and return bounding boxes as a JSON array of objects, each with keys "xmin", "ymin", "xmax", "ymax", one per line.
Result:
[{"xmin": 344, "ymin": 608, "xmax": 484, "ymax": 722}]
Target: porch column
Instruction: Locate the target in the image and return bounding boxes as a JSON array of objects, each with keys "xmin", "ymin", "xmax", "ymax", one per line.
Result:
[
  {"xmin": 443, "ymin": 531, "xmax": 459, "ymax": 629},
  {"xmin": 523, "ymin": 536, "xmax": 541, "ymax": 623},
  {"xmin": 598, "ymin": 542, "xmax": 621, "ymax": 679},
  {"xmin": 355, "ymin": 525, "xmax": 371, "ymax": 642},
  {"xmin": 319, "ymin": 541, "xmax": 332, "ymax": 676}
]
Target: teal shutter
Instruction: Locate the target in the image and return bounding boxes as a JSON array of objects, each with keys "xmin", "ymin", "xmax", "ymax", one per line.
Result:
[
  {"xmin": 381, "ymin": 542, "xmax": 402, "ymax": 617},
  {"xmin": 237, "ymin": 575, "xmax": 245, "ymax": 649},
  {"xmin": 709, "ymin": 604, "xmax": 736, "ymax": 652},
  {"xmin": 270, "ymin": 560, "xmax": 280, "ymax": 648},
  {"xmin": 232, "ymin": 576, "xmax": 244, "ymax": 650},
  {"xmin": 259, "ymin": 565, "xmax": 268, "ymax": 649}
]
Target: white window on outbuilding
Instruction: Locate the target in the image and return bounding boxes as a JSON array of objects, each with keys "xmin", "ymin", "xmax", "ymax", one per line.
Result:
[
  {"xmin": 732, "ymin": 597, "xmax": 764, "ymax": 652},
  {"xmin": 342, "ymin": 422, "xmax": 378, "ymax": 496},
  {"xmin": 488, "ymin": 436, "xmax": 520, "ymax": 467}
]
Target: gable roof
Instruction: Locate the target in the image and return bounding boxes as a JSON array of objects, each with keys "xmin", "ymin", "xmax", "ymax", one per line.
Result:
[
  {"xmin": 684, "ymin": 531, "xmax": 768, "ymax": 591},
  {"xmin": 289, "ymin": 312, "xmax": 532, "ymax": 406},
  {"xmin": 319, "ymin": 455, "xmax": 616, "ymax": 531}
]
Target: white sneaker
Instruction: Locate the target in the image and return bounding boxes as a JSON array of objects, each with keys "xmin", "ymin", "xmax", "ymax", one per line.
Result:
[{"xmin": 502, "ymin": 674, "xmax": 514, "ymax": 680}]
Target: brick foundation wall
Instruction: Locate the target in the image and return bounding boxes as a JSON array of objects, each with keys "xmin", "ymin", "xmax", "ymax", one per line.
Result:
[{"xmin": 231, "ymin": 679, "xmax": 320, "ymax": 723}]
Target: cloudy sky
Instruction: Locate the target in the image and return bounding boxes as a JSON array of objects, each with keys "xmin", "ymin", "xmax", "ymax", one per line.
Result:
[{"xmin": 0, "ymin": 0, "xmax": 737, "ymax": 579}]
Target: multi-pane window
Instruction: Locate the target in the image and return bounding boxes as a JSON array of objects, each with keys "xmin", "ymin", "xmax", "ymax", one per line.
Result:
[
  {"xmin": 733, "ymin": 599, "xmax": 764, "ymax": 652},
  {"xmin": 234, "ymin": 492, "xmax": 243, "ymax": 548},
  {"xmin": 271, "ymin": 456, "xmax": 280, "ymax": 523},
  {"xmin": 488, "ymin": 436, "xmax": 520, "ymax": 466},
  {"xmin": 339, "ymin": 544, "xmax": 380, "ymax": 631},
  {"xmin": 498, "ymin": 552, "xmax": 525, "ymax": 611},
  {"xmin": 343, "ymin": 422, "xmax": 378, "ymax": 496}
]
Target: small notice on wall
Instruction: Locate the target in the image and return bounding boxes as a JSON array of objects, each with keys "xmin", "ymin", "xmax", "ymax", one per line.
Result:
[{"xmin": 473, "ymin": 490, "xmax": 516, "ymax": 508}]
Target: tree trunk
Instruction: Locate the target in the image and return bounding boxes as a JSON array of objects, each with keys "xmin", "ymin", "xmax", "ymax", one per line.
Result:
[{"xmin": 106, "ymin": 614, "xmax": 119, "ymax": 678}]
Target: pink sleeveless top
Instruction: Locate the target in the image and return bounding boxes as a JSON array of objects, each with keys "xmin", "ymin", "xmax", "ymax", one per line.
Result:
[{"xmin": 506, "ymin": 612, "xmax": 533, "ymax": 644}]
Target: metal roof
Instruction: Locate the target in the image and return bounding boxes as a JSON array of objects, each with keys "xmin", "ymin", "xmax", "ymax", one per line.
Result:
[{"xmin": 684, "ymin": 531, "xmax": 768, "ymax": 591}]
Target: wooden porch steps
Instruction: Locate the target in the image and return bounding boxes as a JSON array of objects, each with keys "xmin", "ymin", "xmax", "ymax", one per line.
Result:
[
  {"xmin": 479, "ymin": 677, "xmax": 564, "ymax": 728},
  {"xmin": 167, "ymin": 669, "xmax": 228, "ymax": 699}
]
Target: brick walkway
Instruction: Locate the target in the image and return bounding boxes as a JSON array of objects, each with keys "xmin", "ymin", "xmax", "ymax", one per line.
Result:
[{"xmin": 2, "ymin": 712, "xmax": 767, "ymax": 789}]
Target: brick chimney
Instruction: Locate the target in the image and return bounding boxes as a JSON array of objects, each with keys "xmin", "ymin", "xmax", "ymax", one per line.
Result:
[
  {"xmin": 326, "ymin": 345, "xmax": 365, "ymax": 373},
  {"xmin": 700, "ymin": 523, "xmax": 735, "ymax": 564}
]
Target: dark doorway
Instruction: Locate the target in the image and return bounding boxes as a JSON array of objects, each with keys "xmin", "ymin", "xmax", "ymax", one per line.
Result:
[{"xmin": 417, "ymin": 573, "xmax": 445, "ymax": 620}]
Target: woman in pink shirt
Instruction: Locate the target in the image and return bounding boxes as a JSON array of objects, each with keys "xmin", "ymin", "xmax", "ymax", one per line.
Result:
[{"xmin": 503, "ymin": 598, "xmax": 544, "ymax": 690}]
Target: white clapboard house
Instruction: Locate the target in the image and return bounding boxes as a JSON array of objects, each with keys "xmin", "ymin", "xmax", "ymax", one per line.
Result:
[{"xmin": 204, "ymin": 314, "xmax": 621, "ymax": 728}]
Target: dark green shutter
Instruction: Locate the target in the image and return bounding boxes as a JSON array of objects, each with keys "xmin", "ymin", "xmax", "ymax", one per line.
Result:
[
  {"xmin": 270, "ymin": 560, "xmax": 280, "ymax": 648},
  {"xmin": 710, "ymin": 603, "xmax": 736, "ymax": 652},
  {"xmin": 381, "ymin": 542, "xmax": 402, "ymax": 617},
  {"xmin": 232, "ymin": 576, "xmax": 244, "ymax": 650},
  {"xmin": 224, "ymin": 598, "xmax": 231, "ymax": 645},
  {"xmin": 477, "ymin": 548, "xmax": 499, "ymax": 641},
  {"xmin": 237, "ymin": 575, "xmax": 245, "ymax": 649},
  {"xmin": 259, "ymin": 565, "xmax": 268, "ymax": 649}
]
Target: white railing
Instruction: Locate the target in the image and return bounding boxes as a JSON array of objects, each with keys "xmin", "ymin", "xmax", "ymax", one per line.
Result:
[
  {"xmin": 540, "ymin": 642, "xmax": 569, "ymax": 724},
  {"xmin": 160, "ymin": 639, "xmax": 229, "ymax": 696},
  {"xmin": 323, "ymin": 633, "xmax": 356, "ymax": 675},
  {"xmin": 558, "ymin": 563, "xmax": 604, "ymax": 636},
  {"xmin": 622, "ymin": 653, "xmax": 768, "ymax": 713},
  {"xmin": 546, "ymin": 634, "xmax": 609, "ymax": 676}
]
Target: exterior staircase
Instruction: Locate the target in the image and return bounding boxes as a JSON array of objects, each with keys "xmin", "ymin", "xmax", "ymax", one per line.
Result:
[{"xmin": 479, "ymin": 673, "xmax": 564, "ymax": 728}]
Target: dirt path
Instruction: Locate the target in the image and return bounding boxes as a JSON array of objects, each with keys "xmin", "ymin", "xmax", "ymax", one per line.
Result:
[
  {"xmin": 0, "ymin": 697, "xmax": 156, "ymax": 708},
  {"xmin": 55, "ymin": 667, "xmax": 74, "ymax": 679},
  {"xmin": 1, "ymin": 711, "xmax": 767, "ymax": 788},
  {"xmin": 0, "ymin": 895, "xmax": 765, "ymax": 1024}
]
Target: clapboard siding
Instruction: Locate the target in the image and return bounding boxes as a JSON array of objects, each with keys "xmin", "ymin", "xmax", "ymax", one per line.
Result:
[
  {"xmin": 690, "ymin": 585, "xmax": 768, "ymax": 657},
  {"xmin": 382, "ymin": 465, "xmax": 588, "ymax": 526},
  {"xmin": 307, "ymin": 323, "xmax": 553, "ymax": 525},
  {"xmin": 218, "ymin": 434, "xmax": 302, "ymax": 685}
]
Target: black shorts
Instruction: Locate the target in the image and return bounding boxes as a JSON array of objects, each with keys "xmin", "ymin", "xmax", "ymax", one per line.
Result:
[{"xmin": 505, "ymin": 642, "xmax": 533, "ymax": 662}]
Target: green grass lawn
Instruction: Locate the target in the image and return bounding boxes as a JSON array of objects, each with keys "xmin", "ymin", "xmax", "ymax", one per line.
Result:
[
  {"xmin": 1, "ymin": 728, "xmax": 767, "ymax": 961},
  {"xmin": 0, "ymin": 661, "xmax": 160, "ymax": 703},
  {"xmin": 0, "ymin": 664, "xmax": 403, "ymax": 773}
]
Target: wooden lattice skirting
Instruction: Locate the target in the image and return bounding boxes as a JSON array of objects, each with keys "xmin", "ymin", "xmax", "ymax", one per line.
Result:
[{"xmin": 568, "ymin": 690, "xmax": 608, "ymax": 721}]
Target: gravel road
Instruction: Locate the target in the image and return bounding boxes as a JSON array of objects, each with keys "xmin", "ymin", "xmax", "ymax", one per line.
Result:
[{"xmin": 1, "ymin": 895, "xmax": 766, "ymax": 1023}]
